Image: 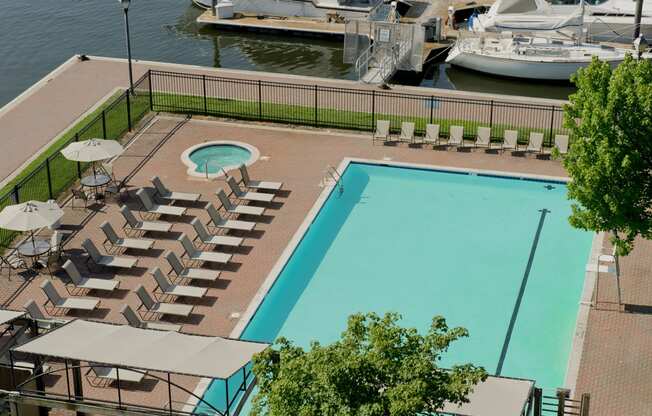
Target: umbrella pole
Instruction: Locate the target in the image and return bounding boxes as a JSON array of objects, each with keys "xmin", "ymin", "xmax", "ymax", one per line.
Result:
[
  {"xmin": 31, "ymin": 230, "xmax": 36, "ymax": 250},
  {"xmin": 92, "ymin": 162, "xmax": 97, "ymax": 180}
]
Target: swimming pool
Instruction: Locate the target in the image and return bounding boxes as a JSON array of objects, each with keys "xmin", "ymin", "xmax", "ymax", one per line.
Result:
[{"xmin": 197, "ymin": 161, "xmax": 593, "ymax": 413}]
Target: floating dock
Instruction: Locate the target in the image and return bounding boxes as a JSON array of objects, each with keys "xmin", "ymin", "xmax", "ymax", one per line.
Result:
[{"xmin": 197, "ymin": 11, "xmax": 345, "ymax": 37}]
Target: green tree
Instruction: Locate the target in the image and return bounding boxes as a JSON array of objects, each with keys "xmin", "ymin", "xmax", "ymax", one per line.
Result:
[
  {"xmin": 562, "ymin": 55, "xmax": 652, "ymax": 255},
  {"xmin": 251, "ymin": 312, "xmax": 487, "ymax": 416}
]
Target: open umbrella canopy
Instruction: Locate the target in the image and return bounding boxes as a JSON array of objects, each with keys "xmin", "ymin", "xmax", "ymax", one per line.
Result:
[
  {"xmin": 61, "ymin": 138, "xmax": 124, "ymax": 162},
  {"xmin": 0, "ymin": 201, "xmax": 64, "ymax": 232}
]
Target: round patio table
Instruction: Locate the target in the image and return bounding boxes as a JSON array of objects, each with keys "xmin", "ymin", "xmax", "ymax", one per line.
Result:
[
  {"xmin": 81, "ymin": 174, "xmax": 111, "ymax": 188},
  {"xmin": 17, "ymin": 239, "xmax": 51, "ymax": 267},
  {"xmin": 81, "ymin": 174, "xmax": 111, "ymax": 200}
]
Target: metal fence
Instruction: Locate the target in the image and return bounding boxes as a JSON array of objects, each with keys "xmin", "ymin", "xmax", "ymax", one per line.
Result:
[
  {"xmin": 0, "ymin": 73, "xmax": 151, "ymax": 248},
  {"xmin": 148, "ymin": 69, "xmax": 569, "ymax": 146}
]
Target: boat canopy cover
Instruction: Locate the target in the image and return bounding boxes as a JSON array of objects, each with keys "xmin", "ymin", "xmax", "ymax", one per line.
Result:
[
  {"xmin": 494, "ymin": 0, "xmax": 542, "ymax": 15},
  {"xmin": 13, "ymin": 320, "xmax": 269, "ymax": 379}
]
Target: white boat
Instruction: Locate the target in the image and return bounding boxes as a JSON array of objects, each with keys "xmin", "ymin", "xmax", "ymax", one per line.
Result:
[
  {"xmin": 472, "ymin": 0, "xmax": 652, "ymax": 42},
  {"xmin": 446, "ymin": 34, "xmax": 648, "ymax": 80},
  {"xmin": 192, "ymin": 0, "xmax": 377, "ymax": 19}
]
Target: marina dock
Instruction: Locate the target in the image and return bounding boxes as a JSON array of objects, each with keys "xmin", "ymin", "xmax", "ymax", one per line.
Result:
[{"xmin": 197, "ymin": 10, "xmax": 345, "ymax": 37}]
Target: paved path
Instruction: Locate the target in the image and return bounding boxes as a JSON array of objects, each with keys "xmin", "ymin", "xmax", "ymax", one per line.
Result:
[{"xmin": 0, "ymin": 55, "xmax": 567, "ymax": 187}]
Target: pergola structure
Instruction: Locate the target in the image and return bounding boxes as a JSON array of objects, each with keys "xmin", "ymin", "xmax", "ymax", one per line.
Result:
[
  {"xmin": 9, "ymin": 320, "xmax": 269, "ymax": 416},
  {"xmin": 440, "ymin": 375, "xmax": 535, "ymax": 416}
]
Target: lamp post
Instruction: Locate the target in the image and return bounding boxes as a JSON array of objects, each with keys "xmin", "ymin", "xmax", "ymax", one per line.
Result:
[{"xmin": 120, "ymin": 0, "xmax": 134, "ymax": 94}]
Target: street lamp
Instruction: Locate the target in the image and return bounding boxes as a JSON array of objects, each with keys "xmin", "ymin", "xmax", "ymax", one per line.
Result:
[{"xmin": 120, "ymin": 0, "xmax": 134, "ymax": 94}]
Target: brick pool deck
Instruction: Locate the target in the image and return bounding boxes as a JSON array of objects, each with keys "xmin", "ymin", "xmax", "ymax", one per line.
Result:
[{"xmin": 0, "ymin": 116, "xmax": 650, "ymax": 415}]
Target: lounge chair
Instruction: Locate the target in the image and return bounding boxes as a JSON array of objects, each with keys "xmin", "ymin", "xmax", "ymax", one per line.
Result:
[
  {"xmin": 136, "ymin": 189, "xmax": 187, "ymax": 218},
  {"xmin": 191, "ymin": 218, "xmax": 243, "ymax": 248},
  {"xmin": 554, "ymin": 134, "xmax": 569, "ymax": 155},
  {"xmin": 151, "ymin": 267, "xmax": 207, "ymax": 299},
  {"xmin": 502, "ymin": 130, "xmax": 518, "ymax": 152},
  {"xmin": 446, "ymin": 125, "xmax": 465, "ymax": 147},
  {"xmin": 63, "ymin": 260, "xmax": 119, "ymax": 292},
  {"xmin": 226, "ymin": 177, "xmax": 274, "ymax": 203},
  {"xmin": 216, "ymin": 190, "xmax": 265, "ymax": 217},
  {"xmin": 151, "ymin": 176, "xmax": 201, "ymax": 203},
  {"xmin": 41, "ymin": 280, "xmax": 99, "ymax": 313},
  {"xmin": 101, "ymin": 221, "xmax": 155, "ymax": 253},
  {"xmin": 398, "ymin": 122, "xmax": 415, "ymax": 143},
  {"xmin": 206, "ymin": 203, "xmax": 255, "ymax": 232},
  {"xmin": 165, "ymin": 251, "xmax": 220, "ymax": 283},
  {"xmin": 422, "ymin": 124, "xmax": 440, "ymax": 147},
  {"xmin": 24, "ymin": 300, "xmax": 67, "ymax": 329},
  {"xmin": 120, "ymin": 305, "xmax": 181, "ymax": 332},
  {"xmin": 120, "ymin": 205, "xmax": 173, "ymax": 235},
  {"xmin": 239, "ymin": 165, "xmax": 283, "ymax": 192},
  {"xmin": 179, "ymin": 233, "xmax": 232, "ymax": 265},
  {"xmin": 135, "ymin": 284, "xmax": 194, "ymax": 318},
  {"xmin": 526, "ymin": 132, "xmax": 544, "ymax": 153},
  {"xmin": 88, "ymin": 363, "xmax": 146, "ymax": 384},
  {"xmin": 475, "ymin": 127, "xmax": 491, "ymax": 148},
  {"xmin": 373, "ymin": 120, "xmax": 390, "ymax": 143},
  {"xmin": 82, "ymin": 239, "xmax": 138, "ymax": 270}
]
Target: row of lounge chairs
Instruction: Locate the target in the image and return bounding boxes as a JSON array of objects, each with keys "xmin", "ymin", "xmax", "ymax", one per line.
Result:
[
  {"xmin": 373, "ymin": 120, "xmax": 569, "ymax": 155},
  {"xmin": 33, "ymin": 165, "xmax": 283, "ymax": 332}
]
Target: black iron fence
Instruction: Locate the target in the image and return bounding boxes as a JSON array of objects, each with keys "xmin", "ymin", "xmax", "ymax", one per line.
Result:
[
  {"xmin": 0, "ymin": 68, "xmax": 569, "ymax": 248},
  {"xmin": 0, "ymin": 73, "xmax": 151, "ymax": 248},
  {"xmin": 148, "ymin": 69, "xmax": 569, "ymax": 146}
]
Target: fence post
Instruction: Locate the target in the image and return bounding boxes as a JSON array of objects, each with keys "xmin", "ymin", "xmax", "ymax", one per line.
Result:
[
  {"xmin": 580, "ymin": 393, "xmax": 590, "ymax": 416},
  {"xmin": 489, "ymin": 100, "xmax": 494, "ymax": 129},
  {"xmin": 46, "ymin": 158, "xmax": 53, "ymax": 200},
  {"xmin": 314, "ymin": 85, "xmax": 318, "ymax": 126},
  {"xmin": 371, "ymin": 90, "xmax": 376, "ymax": 131},
  {"xmin": 101, "ymin": 110, "xmax": 107, "ymax": 139},
  {"xmin": 533, "ymin": 387, "xmax": 542, "ymax": 416},
  {"xmin": 12, "ymin": 185, "xmax": 19, "ymax": 204},
  {"xmin": 202, "ymin": 74, "xmax": 208, "ymax": 115},
  {"xmin": 75, "ymin": 133, "xmax": 82, "ymax": 179},
  {"xmin": 258, "ymin": 80, "xmax": 263, "ymax": 120},
  {"xmin": 125, "ymin": 89, "xmax": 132, "ymax": 132},
  {"xmin": 549, "ymin": 106, "xmax": 556, "ymax": 145},
  {"xmin": 148, "ymin": 70, "xmax": 154, "ymax": 111},
  {"xmin": 429, "ymin": 96, "xmax": 434, "ymax": 124},
  {"xmin": 556, "ymin": 389, "xmax": 570, "ymax": 416}
]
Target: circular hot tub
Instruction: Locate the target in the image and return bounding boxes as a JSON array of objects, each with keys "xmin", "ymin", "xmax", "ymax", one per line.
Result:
[{"xmin": 181, "ymin": 141, "xmax": 260, "ymax": 179}]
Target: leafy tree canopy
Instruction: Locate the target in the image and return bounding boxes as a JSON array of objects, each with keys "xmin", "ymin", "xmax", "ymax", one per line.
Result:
[
  {"xmin": 251, "ymin": 312, "xmax": 487, "ymax": 416},
  {"xmin": 563, "ymin": 55, "xmax": 652, "ymax": 255}
]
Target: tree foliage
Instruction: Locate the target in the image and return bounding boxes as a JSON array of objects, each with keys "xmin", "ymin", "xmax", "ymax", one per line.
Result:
[
  {"xmin": 251, "ymin": 312, "xmax": 487, "ymax": 416},
  {"xmin": 563, "ymin": 55, "xmax": 652, "ymax": 255}
]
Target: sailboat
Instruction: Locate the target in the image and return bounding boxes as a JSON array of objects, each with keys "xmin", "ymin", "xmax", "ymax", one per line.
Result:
[
  {"xmin": 471, "ymin": 0, "xmax": 652, "ymax": 41},
  {"xmin": 446, "ymin": 0, "xmax": 651, "ymax": 80}
]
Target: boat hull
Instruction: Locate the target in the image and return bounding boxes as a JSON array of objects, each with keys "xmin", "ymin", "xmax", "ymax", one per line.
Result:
[{"xmin": 446, "ymin": 48, "xmax": 623, "ymax": 80}]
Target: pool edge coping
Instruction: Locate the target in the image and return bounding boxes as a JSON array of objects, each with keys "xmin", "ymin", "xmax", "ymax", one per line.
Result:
[
  {"xmin": 180, "ymin": 140, "xmax": 260, "ymax": 179},
  {"xmin": 185, "ymin": 157, "xmax": 586, "ymax": 412}
]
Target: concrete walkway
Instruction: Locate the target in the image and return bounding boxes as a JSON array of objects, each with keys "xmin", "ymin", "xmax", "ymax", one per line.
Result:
[{"xmin": 0, "ymin": 55, "xmax": 567, "ymax": 187}]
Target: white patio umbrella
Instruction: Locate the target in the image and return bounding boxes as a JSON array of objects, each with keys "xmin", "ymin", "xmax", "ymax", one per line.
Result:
[
  {"xmin": 61, "ymin": 138, "xmax": 124, "ymax": 179},
  {"xmin": 0, "ymin": 201, "xmax": 64, "ymax": 248}
]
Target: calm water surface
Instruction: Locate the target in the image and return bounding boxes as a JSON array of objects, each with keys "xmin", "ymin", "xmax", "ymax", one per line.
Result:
[{"xmin": 0, "ymin": 0, "xmax": 574, "ymax": 107}]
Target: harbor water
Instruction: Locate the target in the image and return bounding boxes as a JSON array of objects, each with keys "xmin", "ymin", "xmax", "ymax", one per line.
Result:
[{"xmin": 0, "ymin": 0, "xmax": 575, "ymax": 108}]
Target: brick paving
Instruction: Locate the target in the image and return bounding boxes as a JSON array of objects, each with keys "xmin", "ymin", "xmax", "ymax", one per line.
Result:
[{"xmin": 0, "ymin": 116, "xmax": 649, "ymax": 415}]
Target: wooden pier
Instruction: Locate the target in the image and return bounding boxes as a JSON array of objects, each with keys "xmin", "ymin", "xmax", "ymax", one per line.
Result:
[{"xmin": 197, "ymin": 10, "xmax": 345, "ymax": 38}]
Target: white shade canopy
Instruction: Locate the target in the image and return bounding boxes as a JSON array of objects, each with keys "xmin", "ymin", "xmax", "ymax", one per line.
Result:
[
  {"xmin": 61, "ymin": 138, "xmax": 124, "ymax": 162},
  {"xmin": 0, "ymin": 200, "xmax": 64, "ymax": 232},
  {"xmin": 14, "ymin": 320, "xmax": 270, "ymax": 379}
]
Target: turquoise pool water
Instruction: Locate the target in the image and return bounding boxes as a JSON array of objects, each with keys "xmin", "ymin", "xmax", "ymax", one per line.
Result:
[
  {"xmin": 189, "ymin": 145, "xmax": 251, "ymax": 174},
  {"xmin": 197, "ymin": 162, "xmax": 593, "ymax": 413}
]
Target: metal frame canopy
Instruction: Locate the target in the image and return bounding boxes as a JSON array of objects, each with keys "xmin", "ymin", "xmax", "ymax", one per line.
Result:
[
  {"xmin": 440, "ymin": 375, "xmax": 534, "ymax": 416},
  {"xmin": 0, "ymin": 310, "xmax": 27, "ymax": 326},
  {"xmin": 13, "ymin": 320, "xmax": 269, "ymax": 379}
]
